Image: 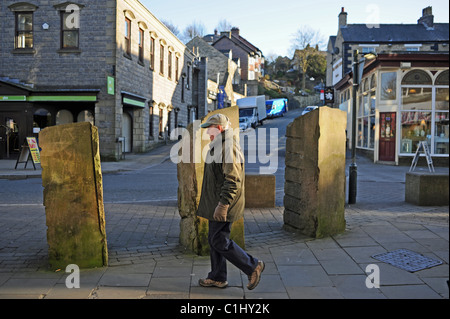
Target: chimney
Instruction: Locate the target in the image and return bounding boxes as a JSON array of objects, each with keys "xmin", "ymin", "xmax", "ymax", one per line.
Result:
[
  {"xmin": 231, "ymin": 27, "xmax": 240, "ymax": 37},
  {"xmin": 339, "ymin": 7, "xmax": 347, "ymax": 28},
  {"xmin": 418, "ymin": 6, "xmax": 434, "ymax": 28}
]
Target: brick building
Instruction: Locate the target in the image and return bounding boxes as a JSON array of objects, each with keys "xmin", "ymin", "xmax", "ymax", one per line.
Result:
[{"xmin": 0, "ymin": 0, "xmax": 205, "ymax": 160}]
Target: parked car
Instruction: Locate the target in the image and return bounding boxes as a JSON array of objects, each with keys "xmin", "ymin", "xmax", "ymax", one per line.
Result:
[
  {"xmin": 239, "ymin": 117, "xmax": 251, "ymax": 131},
  {"xmin": 301, "ymin": 105, "xmax": 318, "ymax": 116}
]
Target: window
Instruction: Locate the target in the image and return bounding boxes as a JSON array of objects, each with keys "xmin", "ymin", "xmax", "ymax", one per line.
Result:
[
  {"xmin": 77, "ymin": 110, "xmax": 94, "ymax": 125},
  {"xmin": 405, "ymin": 44, "xmax": 421, "ymax": 52},
  {"xmin": 400, "ymin": 69, "xmax": 448, "ymax": 155},
  {"xmin": 149, "ymin": 105, "xmax": 154, "ymax": 139},
  {"xmin": 187, "ymin": 64, "xmax": 191, "ymax": 89},
  {"xmin": 138, "ymin": 28, "xmax": 144, "ymax": 63},
  {"xmin": 125, "ymin": 18, "xmax": 131, "ymax": 56},
  {"xmin": 150, "ymin": 37, "xmax": 155, "ymax": 70},
  {"xmin": 15, "ymin": 12, "xmax": 33, "ymax": 49},
  {"xmin": 61, "ymin": 11, "xmax": 80, "ymax": 49},
  {"xmin": 361, "ymin": 46, "xmax": 376, "ymax": 54},
  {"xmin": 357, "ymin": 75, "xmax": 376, "ymax": 149},
  {"xmin": 160, "ymin": 44, "xmax": 165, "ymax": 75},
  {"xmin": 380, "ymin": 72, "xmax": 397, "ymax": 100},
  {"xmin": 175, "ymin": 56, "xmax": 180, "ymax": 82},
  {"xmin": 168, "ymin": 50, "xmax": 173, "ymax": 80},
  {"xmin": 56, "ymin": 110, "xmax": 74, "ymax": 125}
]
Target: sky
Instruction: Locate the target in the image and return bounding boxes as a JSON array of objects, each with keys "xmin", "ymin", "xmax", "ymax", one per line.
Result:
[{"xmin": 140, "ymin": 0, "xmax": 449, "ymax": 59}]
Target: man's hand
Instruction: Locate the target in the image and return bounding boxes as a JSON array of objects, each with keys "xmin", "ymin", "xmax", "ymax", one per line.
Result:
[{"xmin": 213, "ymin": 202, "xmax": 229, "ymax": 222}]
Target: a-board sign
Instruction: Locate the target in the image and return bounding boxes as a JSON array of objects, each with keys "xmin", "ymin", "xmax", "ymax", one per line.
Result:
[
  {"xmin": 410, "ymin": 141, "xmax": 435, "ymax": 173},
  {"xmin": 15, "ymin": 137, "xmax": 40, "ymax": 170},
  {"xmin": 27, "ymin": 137, "xmax": 41, "ymax": 164}
]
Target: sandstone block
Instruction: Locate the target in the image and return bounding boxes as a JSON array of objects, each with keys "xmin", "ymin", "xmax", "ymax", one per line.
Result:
[
  {"xmin": 284, "ymin": 107, "xmax": 347, "ymax": 238},
  {"xmin": 39, "ymin": 122, "xmax": 108, "ymax": 269}
]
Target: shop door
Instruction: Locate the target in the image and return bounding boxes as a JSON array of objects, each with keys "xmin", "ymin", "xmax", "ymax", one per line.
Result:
[
  {"xmin": 122, "ymin": 112, "xmax": 132, "ymax": 153},
  {"xmin": 379, "ymin": 112, "xmax": 396, "ymax": 162}
]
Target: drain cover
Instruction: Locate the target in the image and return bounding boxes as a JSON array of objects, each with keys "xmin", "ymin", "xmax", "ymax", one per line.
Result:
[{"xmin": 372, "ymin": 249, "xmax": 443, "ymax": 272}]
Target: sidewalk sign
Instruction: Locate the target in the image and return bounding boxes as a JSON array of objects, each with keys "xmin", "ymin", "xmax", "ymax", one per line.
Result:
[
  {"xmin": 14, "ymin": 137, "xmax": 40, "ymax": 170},
  {"xmin": 410, "ymin": 141, "xmax": 434, "ymax": 173},
  {"xmin": 26, "ymin": 137, "xmax": 41, "ymax": 164}
]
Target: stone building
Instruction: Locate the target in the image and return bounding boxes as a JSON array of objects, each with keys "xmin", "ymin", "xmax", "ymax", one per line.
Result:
[
  {"xmin": 327, "ymin": 7, "xmax": 449, "ymax": 165},
  {"xmin": 0, "ymin": 0, "xmax": 205, "ymax": 160},
  {"xmin": 187, "ymin": 36, "xmax": 243, "ymax": 111},
  {"xmin": 206, "ymin": 28, "xmax": 264, "ymax": 97},
  {"xmin": 326, "ymin": 6, "xmax": 449, "ymax": 87}
]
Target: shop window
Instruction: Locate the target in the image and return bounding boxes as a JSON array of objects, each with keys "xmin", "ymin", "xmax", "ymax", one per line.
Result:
[
  {"xmin": 436, "ymin": 87, "xmax": 449, "ymax": 111},
  {"xmin": 370, "ymin": 74, "xmax": 377, "ymax": 89},
  {"xmin": 434, "ymin": 112, "xmax": 449, "ymax": 154},
  {"xmin": 77, "ymin": 110, "xmax": 94, "ymax": 125},
  {"xmin": 402, "ymin": 87, "xmax": 432, "ymax": 110},
  {"xmin": 400, "ymin": 112, "xmax": 432, "ymax": 154},
  {"xmin": 380, "ymin": 72, "xmax": 396, "ymax": 100},
  {"xmin": 56, "ymin": 109, "xmax": 74, "ymax": 125},
  {"xmin": 357, "ymin": 77, "xmax": 376, "ymax": 150}
]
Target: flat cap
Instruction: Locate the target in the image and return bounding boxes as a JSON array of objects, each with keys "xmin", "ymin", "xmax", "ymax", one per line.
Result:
[{"xmin": 200, "ymin": 114, "xmax": 230, "ymax": 128}]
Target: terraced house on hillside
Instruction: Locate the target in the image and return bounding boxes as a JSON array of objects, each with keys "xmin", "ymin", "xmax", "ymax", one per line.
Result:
[{"xmin": 0, "ymin": 0, "xmax": 206, "ymax": 161}]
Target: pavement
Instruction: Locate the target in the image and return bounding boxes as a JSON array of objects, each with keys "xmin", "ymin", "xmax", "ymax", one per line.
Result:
[{"xmin": 0, "ymin": 144, "xmax": 448, "ymax": 301}]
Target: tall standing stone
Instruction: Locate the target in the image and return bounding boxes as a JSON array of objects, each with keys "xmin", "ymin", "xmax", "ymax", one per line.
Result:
[
  {"xmin": 39, "ymin": 122, "xmax": 108, "ymax": 269},
  {"xmin": 176, "ymin": 105, "xmax": 245, "ymax": 255},
  {"xmin": 284, "ymin": 107, "xmax": 347, "ymax": 238}
]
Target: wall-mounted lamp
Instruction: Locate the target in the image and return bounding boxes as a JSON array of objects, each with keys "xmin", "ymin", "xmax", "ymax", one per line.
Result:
[{"xmin": 42, "ymin": 23, "xmax": 49, "ymax": 30}]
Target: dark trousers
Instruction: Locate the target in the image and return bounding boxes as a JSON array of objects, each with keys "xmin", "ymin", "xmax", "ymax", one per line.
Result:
[{"xmin": 207, "ymin": 221, "xmax": 258, "ymax": 282}]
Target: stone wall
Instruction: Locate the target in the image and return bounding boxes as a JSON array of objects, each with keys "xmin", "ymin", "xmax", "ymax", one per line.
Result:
[
  {"xmin": 39, "ymin": 122, "xmax": 108, "ymax": 269},
  {"xmin": 284, "ymin": 107, "xmax": 347, "ymax": 238}
]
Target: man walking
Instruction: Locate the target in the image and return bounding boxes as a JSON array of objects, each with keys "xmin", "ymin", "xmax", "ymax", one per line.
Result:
[{"xmin": 197, "ymin": 113, "xmax": 264, "ymax": 290}]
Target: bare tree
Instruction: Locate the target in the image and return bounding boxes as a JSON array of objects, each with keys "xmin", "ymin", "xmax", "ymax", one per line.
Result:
[
  {"xmin": 216, "ymin": 19, "xmax": 233, "ymax": 32},
  {"xmin": 161, "ymin": 20, "xmax": 180, "ymax": 37},
  {"xmin": 182, "ymin": 20, "xmax": 206, "ymax": 43},
  {"xmin": 290, "ymin": 26, "xmax": 325, "ymax": 90}
]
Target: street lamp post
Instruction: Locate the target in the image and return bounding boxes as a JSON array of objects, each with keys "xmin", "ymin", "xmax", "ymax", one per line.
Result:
[
  {"xmin": 348, "ymin": 49, "xmax": 359, "ymax": 204},
  {"xmin": 348, "ymin": 50, "xmax": 377, "ymax": 205}
]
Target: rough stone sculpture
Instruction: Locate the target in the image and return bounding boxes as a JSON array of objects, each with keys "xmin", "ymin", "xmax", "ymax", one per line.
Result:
[
  {"xmin": 40, "ymin": 122, "xmax": 108, "ymax": 269},
  {"xmin": 284, "ymin": 107, "xmax": 347, "ymax": 238}
]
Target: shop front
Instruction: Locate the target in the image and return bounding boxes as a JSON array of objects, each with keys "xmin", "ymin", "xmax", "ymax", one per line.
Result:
[
  {"xmin": 336, "ymin": 54, "xmax": 449, "ymax": 166},
  {"xmin": 0, "ymin": 80, "xmax": 98, "ymax": 159}
]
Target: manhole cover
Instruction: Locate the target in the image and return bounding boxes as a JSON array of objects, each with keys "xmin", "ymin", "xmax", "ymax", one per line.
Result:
[{"xmin": 372, "ymin": 249, "xmax": 443, "ymax": 272}]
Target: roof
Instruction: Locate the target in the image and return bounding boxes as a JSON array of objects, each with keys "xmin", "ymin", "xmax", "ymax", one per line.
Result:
[
  {"xmin": 339, "ymin": 23, "xmax": 449, "ymax": 43},
  {"xmin": 213, "ymin": 33, "xmax": 263, "ymax": 57}
]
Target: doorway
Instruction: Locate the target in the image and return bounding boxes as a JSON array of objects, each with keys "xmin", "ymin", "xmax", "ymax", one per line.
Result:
[
  {"xmin": 379, "ymin": 112, "xmax": 396, "ymax": 162},
  {"xmin": 122, "ymin": 112, "xmax": 132, "ymax": 153}
]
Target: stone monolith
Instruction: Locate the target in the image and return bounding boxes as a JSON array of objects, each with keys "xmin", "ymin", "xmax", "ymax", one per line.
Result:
[
  {"xmin": 284, "ymin": 107, "xmax": 347, "ymax": 238},
  {"xmin": 39, "ymin": 122, "xmax": 108, "ymax": 269}
]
